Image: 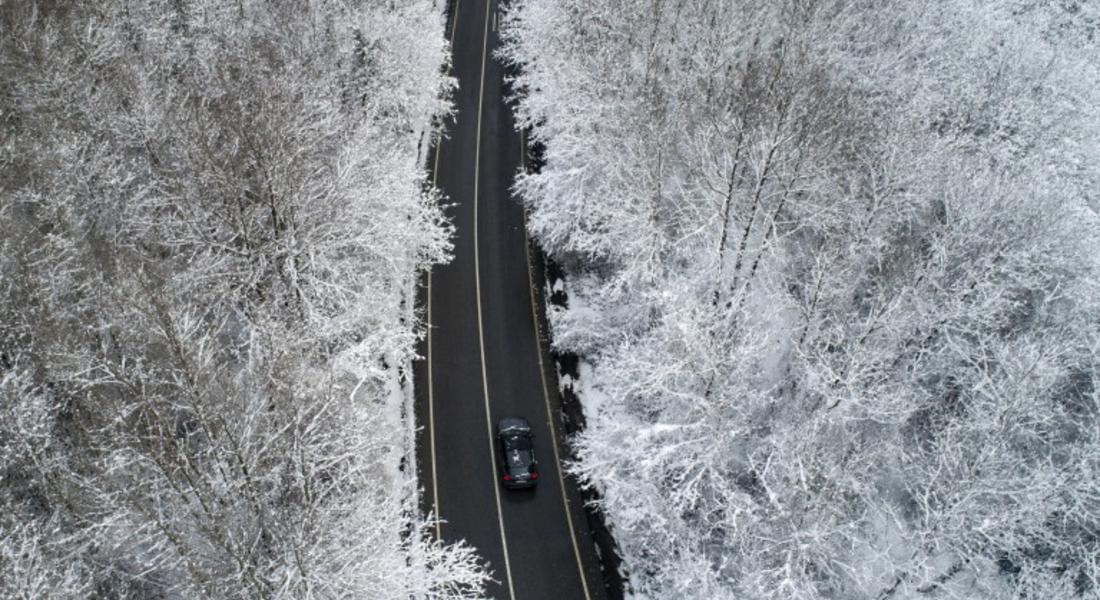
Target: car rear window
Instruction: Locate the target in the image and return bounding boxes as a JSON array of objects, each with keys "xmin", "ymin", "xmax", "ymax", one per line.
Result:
[{"xmin": 506, "ymin": 449, "xmax": 532, "ymax": 469}]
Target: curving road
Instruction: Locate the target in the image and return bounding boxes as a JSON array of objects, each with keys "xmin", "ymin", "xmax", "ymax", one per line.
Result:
[{"xmin": 412, "ymin": 1, "xmax": 608, "ymax": 599}]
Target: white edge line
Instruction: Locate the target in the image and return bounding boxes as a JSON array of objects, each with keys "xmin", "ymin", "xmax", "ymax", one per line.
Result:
[
  {"xmin": 520, "ymin": 129, "xmax": 595, "ymax": 600},
  {"xmin": 427, "ymin": 287, "xmax": 439, "ymax": 543},
  {"xmin": 473, "ymin": 1, "xmax": 517, "ymax": 598},
  {"xmin": 428, "ymin": 0, "xmax": 463, "ymax": 544}
]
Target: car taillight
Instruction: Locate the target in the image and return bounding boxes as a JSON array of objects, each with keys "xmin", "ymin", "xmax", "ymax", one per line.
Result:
[
  {"xmin": 502, "ymin": 474, "xmax": 511, "ymax": 481},
  {"xmin": 530, "ymin": 472, "xmax": 539, "ymax": 480}
]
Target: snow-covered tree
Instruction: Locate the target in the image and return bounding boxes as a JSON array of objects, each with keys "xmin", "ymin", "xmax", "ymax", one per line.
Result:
[
  {"xmin": 1, "ymin": 0, "xmax": 485, "ymax": 597},
  {"xmin": 502, "ymin": 0, "xmax": 1100, "ymax": 597}
]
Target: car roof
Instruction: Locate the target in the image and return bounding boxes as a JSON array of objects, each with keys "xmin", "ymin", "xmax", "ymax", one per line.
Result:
[{"xmin": 497, "ymin": 417, "xmax": 532, "ymax": 436}]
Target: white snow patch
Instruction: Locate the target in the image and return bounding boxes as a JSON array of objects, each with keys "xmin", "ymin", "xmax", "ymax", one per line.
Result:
[{"xmin": 575, "ymin": 359, "xmax": 612, "ymax": 422}]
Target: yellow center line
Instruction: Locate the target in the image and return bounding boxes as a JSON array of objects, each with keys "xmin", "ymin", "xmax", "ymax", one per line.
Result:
[
  {"xmin": 520, "ymin": 130, "xmax": 595, "ymax": 600},
  {"xmin": 428, "ymin": 0, "xmax": 463, "ymax": 544},
  {"xmin": 473, "ymin": 0, "xmax": 517, "ymax": 598}
]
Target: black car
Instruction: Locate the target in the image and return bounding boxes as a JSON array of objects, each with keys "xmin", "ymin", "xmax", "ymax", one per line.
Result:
[{"xmin": 496, "ymin": 417, "xmax": 539, "ymax": 489}]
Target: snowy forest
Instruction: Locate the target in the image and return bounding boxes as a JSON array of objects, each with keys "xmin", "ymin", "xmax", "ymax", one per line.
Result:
[
  {"xmin": 502, "ymin": 0, "xmax": 1100, "ymax": 598},
  {"xmin": 0, "ymin": 1, "xmax": 489, "ymax": 597},
  {"xmin": 4, "ymin": 0, "xmax": 1099, "ymax": 598}
]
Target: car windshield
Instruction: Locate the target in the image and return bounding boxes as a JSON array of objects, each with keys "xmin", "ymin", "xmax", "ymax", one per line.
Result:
[{"xmin": 507, "ymin": 436, "xmax": 532, "ymax": 451}]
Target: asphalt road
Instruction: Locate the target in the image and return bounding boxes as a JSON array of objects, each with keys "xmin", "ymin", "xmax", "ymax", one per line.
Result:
[{"xmin": 412, "ymin": 1, "xmax": 608, "ymax": 599}]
